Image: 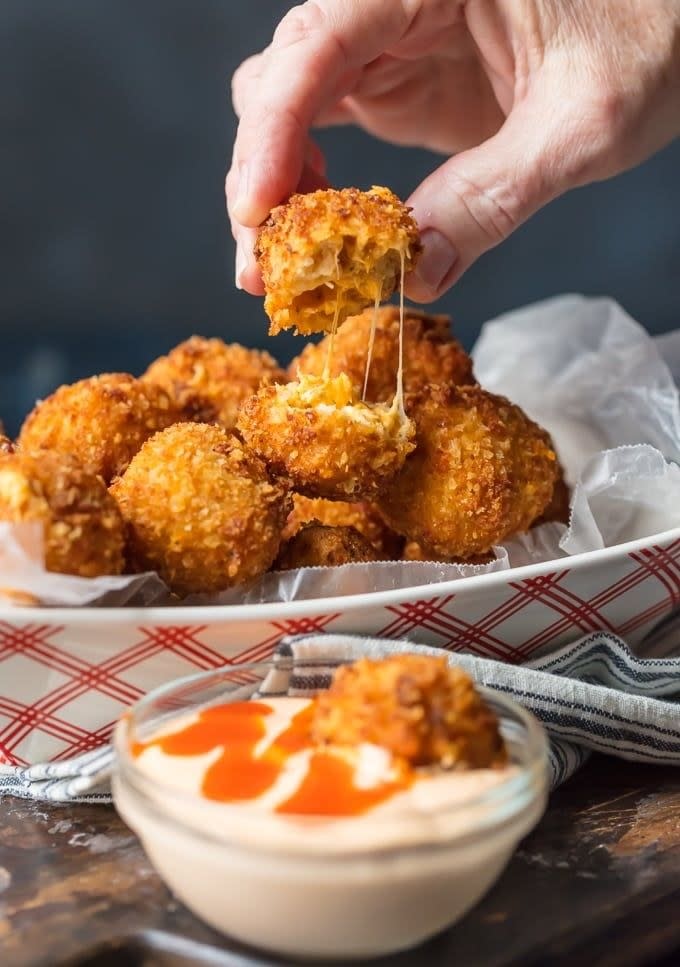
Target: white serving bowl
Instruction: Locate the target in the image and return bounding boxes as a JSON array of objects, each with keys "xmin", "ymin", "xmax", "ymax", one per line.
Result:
[
  {"xmin": 1, "ymin": 524, "xmax": 678, "ymax": 767},
  {"xmin": 112, "ymin": 659, "xmax": 549, "ymax": 959}
]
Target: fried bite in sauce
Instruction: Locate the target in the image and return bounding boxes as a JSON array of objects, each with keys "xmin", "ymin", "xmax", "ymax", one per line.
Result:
[
  {"xmin": 0, "ymin": 450, "xmax": 125, "ymax": 577},
  {"xmin": 378, "ymin": 385, "xmax": 558, "ymax": 559},
  {"xmin": 256, "ymin": 187, "xmax": 421, "ymax": 336},
  {"xmin": 275, "ymin": 523, "xmax": 380, "ymax": 571},
  {"xmin": 110, "ymin": 422, "xmax": 289, "ymax": 596},
  {"xmin": 290, "ymin": 306, "xmax": 475, "ymax": 404},
  {"xmin": 237, "ymin": 373, "xmax": 415, "ymax": 500},
  {"xmin": 312, "ymin": 654, "xmax": 507, "ymax": 770},
  {"xmin": 284, "ymin": 493, "xmax": 403, "ymax": 559},
  {"xmin": 18, "ymin": 374, "xmax": 181, "ymax": 484},
  {"xmin": 142, "ymin": 336, "xmax": 286, "ymax": 430}
]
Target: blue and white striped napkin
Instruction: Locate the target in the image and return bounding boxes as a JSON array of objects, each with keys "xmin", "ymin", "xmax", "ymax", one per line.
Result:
[{"xmin": 1, "ymin": 627, "xmax": 679, "ymax": 803}]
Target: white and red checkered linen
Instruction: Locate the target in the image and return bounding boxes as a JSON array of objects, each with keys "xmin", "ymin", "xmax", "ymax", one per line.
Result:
[{"xmin": 1, "ymin": 532, "xmax": 678, "ymax": 767}]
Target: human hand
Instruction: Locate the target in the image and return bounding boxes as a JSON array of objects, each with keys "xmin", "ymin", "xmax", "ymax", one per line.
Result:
[{"xmin": 227, "ymin": 0, "xmax": 680, "ymax": 300}]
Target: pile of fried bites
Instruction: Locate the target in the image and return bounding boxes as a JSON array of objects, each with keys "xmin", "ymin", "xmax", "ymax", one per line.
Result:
[{"xmin": 0, "ymin": 187, "xmax": 568, "ymax": 599}]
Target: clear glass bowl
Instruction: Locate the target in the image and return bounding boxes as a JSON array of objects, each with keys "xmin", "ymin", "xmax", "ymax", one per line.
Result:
[{"xmin": 113, "ymin": 658, "xmax": 549, "ymax": 959}]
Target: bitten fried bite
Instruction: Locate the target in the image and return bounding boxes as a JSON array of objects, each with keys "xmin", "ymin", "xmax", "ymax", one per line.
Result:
[
  {"xmin": 312, "ymin": 655, "xmax": 507, "ymax": 769},
  {"xmin": 256, "ymin": 187, "xmax": 421, "ymax": 335},
  {"xmin": 275, "ymin": 523, "xmax": 380, "ymax": 571},
  {"xmin": 110, "ymin": 422, "xmax": 289, "ymax": 596},
  {"xmin": 377, "ymin": 385, "xmax": 559, "ymax": 559},
  {"xmin": 142, "ymin": 336, "xmax": 286, "ymax": 430},
  {"xmin": 0, "ymin": 450, "xmax": 125, "ymax": 577},
  {"xmin": 284, "ymin": 494, "xmax": 403, "ymax": 559},
  {"xmin": 237, "ymin": 373, "xmax": 415, "ymax": 500},
  {"xmin": 18, "ymin": 374, "xmax": 181, "ymax": 484},
  {"xmin": 290, "ymin": 306, "xmax": 475, "ymax": 404}
]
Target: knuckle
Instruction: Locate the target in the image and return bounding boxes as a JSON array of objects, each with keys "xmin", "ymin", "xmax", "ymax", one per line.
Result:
[
  {"xmin": 231, "ymin": 54, "xmax": 263, "ymax": 114},
  {"xmin": 273, "ymin": 2, "xmax": 325, "ymax": 50},
  {"xmin": 445, "ymin": 170, "xmax": 526, "ymax": 245},
  {"xmin": 559, "ymin": 83, "xmax": 631, "ymax": 182},
  {"xmin": 589, "ymin": 85, "xmax": 632, "ymax": 171},
  {"xmin": 587, "ymin": 84, "xmax": 628, "ymax": 134},
  {"xmin": 272, "ymin": 2, "xmax": 348, "ymax": 71}
]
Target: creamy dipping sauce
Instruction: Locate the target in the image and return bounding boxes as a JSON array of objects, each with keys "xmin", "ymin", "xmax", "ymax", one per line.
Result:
[{"xmin": 131, "ymin": 697, "xmax": 516, "ymax": 853}]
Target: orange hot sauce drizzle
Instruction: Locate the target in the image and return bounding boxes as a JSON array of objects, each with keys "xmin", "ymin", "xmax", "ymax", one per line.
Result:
[
  {"xmin": 276, "ymin": 752, "xmax": 409, "ymax": 816},
  {"xmin": 133, "ymin": 699, "xmax": 410, "ymax": 817}
]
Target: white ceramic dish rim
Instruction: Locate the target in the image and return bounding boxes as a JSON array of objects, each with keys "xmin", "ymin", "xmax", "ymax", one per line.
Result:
[{"xmin": 2, "ymin": 524, "xmax": 678, "ymax": 625}]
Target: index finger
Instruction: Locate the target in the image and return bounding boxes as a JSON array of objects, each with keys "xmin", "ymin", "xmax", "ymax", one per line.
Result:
[{"xmin": 228, "ymin": 0, "xmax": 412, "ymax": 228}]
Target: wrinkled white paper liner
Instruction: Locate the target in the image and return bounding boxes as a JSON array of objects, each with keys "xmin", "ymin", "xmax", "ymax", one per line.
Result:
[{"xmin": 1, "ymin": 295, "xmax": 679, "ymax": 607}]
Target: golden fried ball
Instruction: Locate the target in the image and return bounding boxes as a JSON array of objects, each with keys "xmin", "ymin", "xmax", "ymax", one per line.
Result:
[
  {"xmin": 237, "ymin": 373, "xmax": 415, "ymax": 500},
  {"xmin": 290, "ymin": 306, "xmax": 475, "ymax": 403},
  {"xmin": 533, "ymin": 462, "xmax": 571, "ymax": 526},
  {"xmin": 284, "ymin": 493, "xmax": 403, "ymax": 559},
  {"xmin": 142, "ymin": 336, "xmax": 286, "ymax": 430},
  {"xmin": 110, "ymin": 422, "xmax": 290, "ymax": 596},
  {"xmin": 377, "ymin": 385, "xmax": 559, "ymax": 559},
  {"xmin": 274, "ymin": 523, "xmax": 380, "ymax": 571},
  {"xmin": 401, "ymin": 541, "xmax": 495, "ymax": 566},
  {"xmin": 256, "ymin": 187, "xmax": 421, "ymax": 335},
  {"xmin": 0, "ymin": 450, "xmax": 125, "ymax": 577},
  {"xmin": 312, "ymin": 655, "xmax": 507, "ymax": 769},
  {"xmin": 18, "ymin": 374, "xmax": 181, "ymax": 484}
]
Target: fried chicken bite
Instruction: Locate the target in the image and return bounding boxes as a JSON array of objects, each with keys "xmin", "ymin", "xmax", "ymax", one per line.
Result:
[
  {"xmin": 274, "ymin": 523, "xmax": 380, "ymax": 571},
  {"xmin": 290, "ymin": 306, "xmax": 475, "ymax": 404},
  {"xmin": 284, "ymin": 494, "xmax": 403, "ymax": 559},
  {"xmin": 312, "ymin": 655, "xmax": 507, "ymax": 770},
  {"xmin": 377, "ymin": 385, "xmax": 559, "ymax": 559},
  {"xmin": 18, "ymin": 374, "xmax": 181, "ymax": 484},
  {"xmin": 401, "ymin": 541, "xmax": 495, "ymax": 565},
  {"xmin": 110, "ymin": 422, "xmax": 289, "ymax": 596},
  {"xmin": 0, "ymin": 450, "xmax": 125, "ymax": 577},
  {"xmin": 237, "ymin": 373, "xmax": 415, "ymax": 500},
  {"xmin": 142, "ymin": 336, "xmax": 286, "ymax": 430},
  {"xmin": 256, "ymin": 187, "xmax": 421, "ymax": 336},
  {"xmin": 533, "ymin": 461, "xmax": 571, "ymax": 526}
]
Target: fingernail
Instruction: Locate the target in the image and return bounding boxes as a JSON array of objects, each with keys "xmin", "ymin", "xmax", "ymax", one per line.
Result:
[
  {"xmin": 235, "ymin": 243, "xmax": 246, "ymax": 289},
  {"xmin": 413, "ymin": 229, "xmax": 458, "ymax": 294},
  {"xmin": 232, "ymin": 162, "xmax": 250, "ymax": 221}
]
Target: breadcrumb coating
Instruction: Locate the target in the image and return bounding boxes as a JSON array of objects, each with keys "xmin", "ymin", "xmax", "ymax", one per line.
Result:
[
  {"xmin": 110, "ymin": 422, "xmax": 290, "ymax": 596},
  {"xmin": 284, "ymin": 493, "xmax": 403, "ymax": 559},
  {"xmin": 0, "ymin": 450, "xmax": 125, "ymax": 577},
  {"xmin": 312, "ymin": 655, "xmax": 507, "ymax": 769},
  {"xmin": 290, "ymin": 306, "xmax": 475, "ymax": 403},
  {"xmin": 237, "ymin": 373, "xmax": 415, "ymax": 500},
  {"xmin": 142, "ymin": 336, "xmax": 286, "ymax": 430},
  {"xmin": 377, "ymin": 385, "xmax": 559, "ymax": 558},
  {"xmin": 18, "ymin": 374, "xmax": 181, "ymax": 484},
  {"xmin": 274, "ymin": 523, "xmax": 380, "ymax": 570},
  {"xmin": 534, "ymin": 461, "xmax": 571, "ymax": 526},
  {"xmin": 256, "ymin": 187, "xmax": 421, "ymax": 335},
  {"xmin": 402, "ymin": 541, "xmax": 495, "ymax": 566}
]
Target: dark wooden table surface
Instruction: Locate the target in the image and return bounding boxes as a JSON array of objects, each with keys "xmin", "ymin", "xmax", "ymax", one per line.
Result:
[{"xmin": 1, "ymin": 755, "xmax": 679, "ymax": 967}]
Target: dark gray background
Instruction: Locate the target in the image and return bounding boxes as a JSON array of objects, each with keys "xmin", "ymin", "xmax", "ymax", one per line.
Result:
[{"xmin": 1, "ymin": 0, "xmax": 678, "ymax": 435}]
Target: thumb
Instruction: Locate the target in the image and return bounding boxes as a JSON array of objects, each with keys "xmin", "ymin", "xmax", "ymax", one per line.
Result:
[{"xmin": 405, "ymin": 95, "xmax": 570, "ymax": 301}]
